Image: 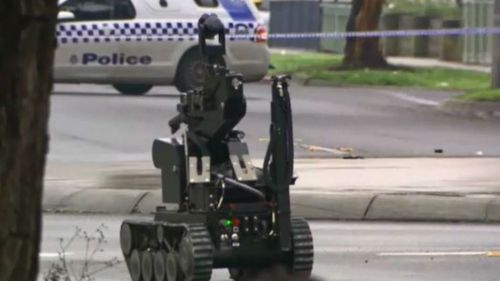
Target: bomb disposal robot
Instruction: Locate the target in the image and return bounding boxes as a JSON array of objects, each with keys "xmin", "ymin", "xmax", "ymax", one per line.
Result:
[{"xmin": 119, "ymin": 14, "xmax": 313, "ymax": 281}]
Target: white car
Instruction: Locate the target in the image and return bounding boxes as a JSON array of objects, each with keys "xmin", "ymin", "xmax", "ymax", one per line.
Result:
[{"xmin": 55, "ymin": 0, "xmax": 270, "ymax": 95}]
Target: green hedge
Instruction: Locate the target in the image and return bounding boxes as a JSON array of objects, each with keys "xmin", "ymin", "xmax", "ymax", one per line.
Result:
[{"xmin": 385, "ymin": 0, "xmax": 461, "ymax": 19}]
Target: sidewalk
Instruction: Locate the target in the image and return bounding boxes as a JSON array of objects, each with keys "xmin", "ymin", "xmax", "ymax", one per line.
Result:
[
  {"xmin": 384, "ymin": 57, "xmax": 500, "ymax": 119},
  {"xmin": 43, "ymin": 158, "xmax": 500, "ymax": 223},
  {"xmin": 387, "ymin": 57, "xmax": 490, "ymax": 73}
]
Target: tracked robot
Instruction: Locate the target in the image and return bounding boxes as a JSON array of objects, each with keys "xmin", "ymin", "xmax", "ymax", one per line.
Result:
[{"xmin": 120, "ymin": 14, "xmax": 314, "ymax": 281}]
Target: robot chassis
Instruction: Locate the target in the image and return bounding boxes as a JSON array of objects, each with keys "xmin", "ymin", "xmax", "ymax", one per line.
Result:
[{"xmin": 120, "ymin": 14, "xmax": 314, "ymax": 281}]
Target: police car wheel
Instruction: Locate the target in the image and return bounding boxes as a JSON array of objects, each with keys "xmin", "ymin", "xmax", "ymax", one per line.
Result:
[
  {"xmin": 175, "ymin": 51, "xmax": 206, "ymax": 93},
  {"xmin": 113, "ymin": 84, "xmax": 153, "ymax": 96}
]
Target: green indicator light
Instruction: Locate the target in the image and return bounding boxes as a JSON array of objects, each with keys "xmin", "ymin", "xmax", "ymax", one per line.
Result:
[{"xmin": 224, "ymin": 220, "xmax": 232, "ymax": 227}]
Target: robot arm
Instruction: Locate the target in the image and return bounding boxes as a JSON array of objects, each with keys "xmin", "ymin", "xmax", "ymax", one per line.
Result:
[
  {"xmin": 197, "ymin": 13, "xmax": 226, "ymax": 63},
  {"xmin": 167, "ymin": 13, "xmax": 225, "ymax": 134},
  {"xmin": 263, "ymin": 75, "xmax": 295, "ymax": 189},
  {"xmin": 263, "ymin": 75, "xmax": 295, "ymax": 251}
]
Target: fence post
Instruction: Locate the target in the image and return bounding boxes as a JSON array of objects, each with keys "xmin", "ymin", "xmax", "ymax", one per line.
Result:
[{"xmin": 493, "ymin": 0, "xmax": 500, "ymax": 88}]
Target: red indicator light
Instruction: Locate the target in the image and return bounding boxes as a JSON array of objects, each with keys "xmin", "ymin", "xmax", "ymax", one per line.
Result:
[
  {"xmin": 232, "ymin": 218, "xmax": 241, "ymax": 227},
  {"xmin": 255, "ymin": 25, "xmax": 268, "ymax": 44}
]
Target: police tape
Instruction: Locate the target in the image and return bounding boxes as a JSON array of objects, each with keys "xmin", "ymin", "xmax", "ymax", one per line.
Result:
[
  {"xmin": 58, "ymin": 27, "xmax": 500, "ymax": 44},
  {"xmin": 262, "ymin": 27, "xmax": 500, "ymax": 40}
]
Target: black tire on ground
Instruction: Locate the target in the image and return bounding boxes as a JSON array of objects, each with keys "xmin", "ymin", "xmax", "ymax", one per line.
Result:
[
  {"xmin": 177, "ymin": 224, "xmax": 214, "ymax": 281},
  {"xmin": 113, "ymin": 84, "xmax": 153, "ymax": 96},
  {"xmin": 290, "ymin": 217, "xmax": 314, "ymax": 278},
  {"xmin": 175, "ymin": 48, "xmax": 224, "ymax": 93},
  {"xmin": 130, "ymin": 249, "xmax": 142, "ymax": 281},
  {"xmin": 154, "ymin": 251, "xmax": 168, "ymax": 281},
  {"xmin": 120, "ymin": 222, "xmax": 134, "ymax": 256},
  {"xmin": 166, "ymin": 252, "xmax": 178, "ymax": 281},
  {"xmin": 141, "ymin": 251, "xmax": 154, "ymax": 281}
]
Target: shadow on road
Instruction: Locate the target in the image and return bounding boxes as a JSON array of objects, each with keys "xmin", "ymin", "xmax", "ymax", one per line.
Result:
[
  {"xmin": 235, "ymin": 265, "xmax": 323, "ymax": 281},
  {"xmin": 52, "ymin": 91, "xmax": 265, "ymax": 101},
  {"xmin": 52, "ymin": 91, "xmax": 182, "ymax": 99}
]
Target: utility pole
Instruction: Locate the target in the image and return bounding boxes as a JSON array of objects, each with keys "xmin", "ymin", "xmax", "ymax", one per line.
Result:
[{"xmin": 493, "ymin": 0, "xmax": 500, "ymax": 88}]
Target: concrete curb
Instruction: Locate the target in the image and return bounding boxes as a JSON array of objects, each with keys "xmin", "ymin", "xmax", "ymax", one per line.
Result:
[
  {"xmin": 365, "ymin": 194, "xmax": 496, "ymax": 222},
  {"xmin": 441, "ymin": 99, "xmax": 500, "ymax": 120},
  {"xmin": 42, "ymin": 188, "xmax": 500, "ymax": 223}
]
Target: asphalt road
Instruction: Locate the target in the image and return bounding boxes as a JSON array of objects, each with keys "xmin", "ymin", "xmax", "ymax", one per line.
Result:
[
  {"xmin": 49, "ymin": 83, "xmax": 500, "ymax": 163},
  {"xmin": 39, "ymin": 214, "xmax": 500, "ymax": 281}
]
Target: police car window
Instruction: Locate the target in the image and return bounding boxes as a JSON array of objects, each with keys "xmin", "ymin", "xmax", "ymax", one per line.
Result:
[
  {"xmin": 195, "ymin": 0, "xmax": 218, "ymax": 8},
  {"xmin": 59, "ymin": 0, "xmax": 135, "ymax": 21}
]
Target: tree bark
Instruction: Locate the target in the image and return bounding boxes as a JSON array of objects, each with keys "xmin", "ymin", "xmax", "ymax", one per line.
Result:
[
  {"xmin": 0, "ymin": 1, "xmax": 57, "ymax": 280},
  {"xmin": 343, "ymin": 0, "xmax": 387, "ymax": 68}
]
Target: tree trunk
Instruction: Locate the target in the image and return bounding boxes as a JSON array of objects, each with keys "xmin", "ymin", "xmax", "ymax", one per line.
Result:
[
  {"xmin": 0, "ymin": 1, "xmax": 58, "ymax": 280},
  {"xmin": 343, "ymin": 0, "xmax": 387, "ymax": 68}
]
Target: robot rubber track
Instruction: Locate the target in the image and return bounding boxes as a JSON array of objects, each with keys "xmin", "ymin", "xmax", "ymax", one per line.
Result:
[
  {"xmin": 121, "ymin": 221, "xmax": 214, "ymax": 281},
  {"xmin": 119, "ymin": 14, "xmax": 314, "ymax": 281}
]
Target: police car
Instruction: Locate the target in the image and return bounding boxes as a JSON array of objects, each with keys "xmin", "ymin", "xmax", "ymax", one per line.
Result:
[{"xmin": 55, "ymin": 0, "xmax": 269, "ymax": 95}]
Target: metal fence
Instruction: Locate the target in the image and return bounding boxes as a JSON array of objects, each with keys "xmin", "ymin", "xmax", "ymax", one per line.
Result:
[
  {"xmin": 269, "ymin": 0, "xmax": 322, "ymax": 50},
  {"xmin": 320, "ymin": 2, "xmax": 351, "ymax": 53},
  {"xmin": 269, "ymin": 0, "xmax": 496, "ymax": 65},
  {"xmin": 462, "ymin": 0, "xmax": 494, "ymax": 65}
]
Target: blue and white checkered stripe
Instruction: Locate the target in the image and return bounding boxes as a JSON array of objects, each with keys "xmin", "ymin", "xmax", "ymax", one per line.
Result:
[{"xmin": 56, "ymin": 21, "xmax": 257, "ymax": 44}]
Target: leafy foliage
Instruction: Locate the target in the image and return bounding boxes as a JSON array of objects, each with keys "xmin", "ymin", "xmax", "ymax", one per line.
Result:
[{"xmin": 385, "ymin": 0, "xmax": 461, "ymax": 19}]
